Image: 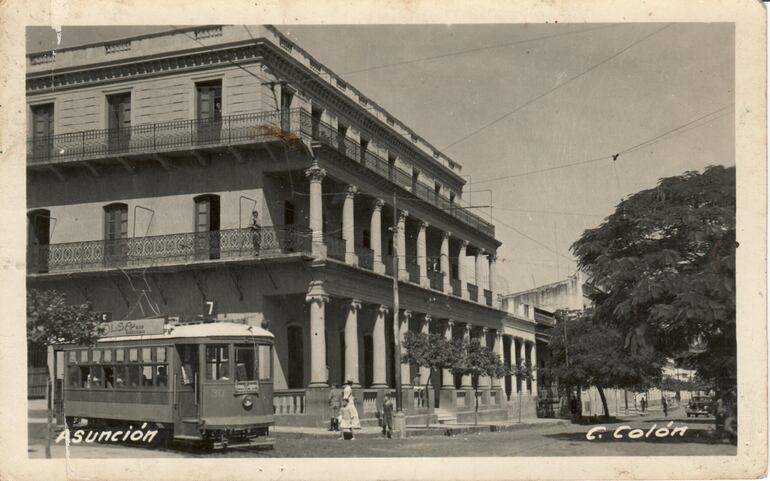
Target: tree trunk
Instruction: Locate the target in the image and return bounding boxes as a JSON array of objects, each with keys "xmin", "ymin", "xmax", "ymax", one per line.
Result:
[
  {"xmin": 596, "ymin": 385, "xmax": 610, "ymax": 418},
  {"xmin": 474, "ymin": 389, "xmax": 479, "ymax": 426},
  {"xmin": 425, "ymin": 372, "xmax": 432, "ymax": 428},
  {"xmin": 518, "ymin": 391, "xmax": 522, "ymax": 423},
  {"xmin": 46, "ymin": 365, "xmax": 52, "ymax": 458}
]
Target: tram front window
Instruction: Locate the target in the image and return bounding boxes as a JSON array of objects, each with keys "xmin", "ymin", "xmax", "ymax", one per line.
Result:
[
  {"xmin": 205, "ymin": 345, "xmax": 230, "ymax": 380},
  {"xmin": 235, "ymin": 345, "xmax": 257, "ymax": 382}
]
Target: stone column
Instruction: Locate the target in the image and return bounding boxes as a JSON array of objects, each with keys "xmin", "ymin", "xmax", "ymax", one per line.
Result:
[
  {"xmin": 441, "ymin": 320, "xmax": 454, "ymax": 388},
  {"xmin": 508, "ymin": 335, "xmax": 516, "ymax": 397},
  {"xmin": 371, "ymin": 305, "xmax": 389, "ymax": 388},
  {"xmin": 478, "ymin": 327, "xmax": 490, "ymax": 389},
  {"xmin": 399, "ymin": 310, "xmax": 412, "ymax": 388},
  {"xmin": 305, "ymin": 281, "xmax": 329, "ymax": 387},
  {"xmin": 342, "ymin": 184, "xmax": 358, "ymax": 265},
  {"xmin": 529, "ymin": 341, "xmax": 538, "ymax": 395},
  {"xmin": 305, "ymin": 163, "xmax": 327, "ymax": 256},
  {"xmin": 417, "ymin": 221, "xmax": 429, "ymax": 288},
  {"xmin": 370, "ymin": 199, "xmax": 385, "ymax": 274},
  {"xmin": 488, "ymin": 253, "xmax": 498, "ymax": 308},
  {"xmin": 460, "ymin": 324, "xmax": 473, "ymax": 389},
  {"xmin": 515, "ymin": 337, "xmax": 526, "ymax": 394},
  {"xmin": 418, "ymin": 315, "xmax": 431, "ymax": 385},
  {"xmin": 344, "ymin": 299, "xmax": 361, "ymax": 387},
  {"xmin": 397, "ymin": 210, "xmax": 409, "ymax": 281},
  {"xmin": 440, "ymin": 231, "xmax": 451, "ymax": 293},
  {"xmin": 458, "ymin": 240, "xmax": 469, "ymax": 299},
  {"xmin": 475, "ymin": 248, "xmax": 486, "ymax": 293},
  {"xmin": 492, "ymin": 330, "xmax": 503, "ymax": 389}
]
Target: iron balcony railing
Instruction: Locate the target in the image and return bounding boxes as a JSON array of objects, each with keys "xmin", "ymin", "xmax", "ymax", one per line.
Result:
[
  {"xmin": 355, "ymin": 245, "xmax": 374, "ymax": 270},
  {"xmin": 323, "ymin": 234, "xmax": 346, "ymax": 262},
  {"xmin": 405, "ymin": 260, "xmax": 420, "ymax": 284},
  {"xmin": 428, "ymin": 270, "xmax": 444, "ymax": 291},
  {"xmin": 450, "ymin": 278, "xmax": 461, "ymax": 297},
  {"xmin": 483, "ymin": 289, "xmax": 493, "ymax": 307},
  {"xmin": 27, "ymin": 109, "xmax": 304, "ymax": 165},
  {"xmin": 28, "ymin": 108, "xmax": 494, "ymax": 237},
  {"xmin": 27, "ymin": 225, "xmax": 311, "ymax": 274},
  {"xmin": 467, "ymin": 283, "xmax": 479, "ymax": 302}
]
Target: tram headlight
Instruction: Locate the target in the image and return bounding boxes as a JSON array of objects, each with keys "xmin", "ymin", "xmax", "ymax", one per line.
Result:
[{"xmin": 242, "ymin": 395, "xmax": 254, "ymax": 409}]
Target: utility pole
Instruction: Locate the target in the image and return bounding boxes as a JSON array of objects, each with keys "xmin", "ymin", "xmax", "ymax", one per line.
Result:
[{"xmin": 392, "ymin": 192, "xmax": 406, "ymax": 437}]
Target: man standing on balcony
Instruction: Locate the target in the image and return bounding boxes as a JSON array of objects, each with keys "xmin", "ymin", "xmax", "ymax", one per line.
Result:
[{"xmin": 249, "ymin": 210, "xmax": 261, "ymax": 257}]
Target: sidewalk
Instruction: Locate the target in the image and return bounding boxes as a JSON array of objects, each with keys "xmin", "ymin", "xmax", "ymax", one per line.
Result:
[{"xmin": 273, "ymin": 418, "xmax": 569, "ymax": 439}]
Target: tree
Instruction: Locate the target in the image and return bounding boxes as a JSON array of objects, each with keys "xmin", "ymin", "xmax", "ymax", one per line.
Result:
[
  {"xmin": 571, "ymin": 165, "xmax": 736, "ymax": 391},
  {"xmin": 27, "ymin": 289, "xmax": 102, "ymax": 458},
  {"xmin": 548, "ymin": 310, "xmax": 664, "ymax": 418},
  {"xmin": 511, "ymin": 358, "xmax": 535, "ymax": 423},
  {"xmin": 449, "ymin": 339, "xmax": 507, "ymax": 426},
  {"xmin": 402, "ymin": 331, "xmax": 456, "ymax": 427}
]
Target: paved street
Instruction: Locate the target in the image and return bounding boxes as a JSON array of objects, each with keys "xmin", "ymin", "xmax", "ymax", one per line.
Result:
[{"xmin": 29, "ymin": 406, "xmax": 735, "ymax": 458}]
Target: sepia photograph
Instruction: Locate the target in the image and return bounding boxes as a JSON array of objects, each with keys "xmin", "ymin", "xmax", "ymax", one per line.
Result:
[{"xmin": 1, "ymin": 1, "xmax": 765, "ymax": 479}]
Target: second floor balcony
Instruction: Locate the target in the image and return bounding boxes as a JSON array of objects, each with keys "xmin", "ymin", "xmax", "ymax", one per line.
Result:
[
  {"xmin": 27, "ymin": 108, "xmax": 495, "ymax": 238},
  {"xmin": 27, "ymin": 225, "xmax": 311, "ymax": 275}
]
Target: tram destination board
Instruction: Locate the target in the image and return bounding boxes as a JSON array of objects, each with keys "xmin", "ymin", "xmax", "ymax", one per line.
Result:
[{"xmin": 100, "ymin": 318, "xmax": 165, "ymax": 338}]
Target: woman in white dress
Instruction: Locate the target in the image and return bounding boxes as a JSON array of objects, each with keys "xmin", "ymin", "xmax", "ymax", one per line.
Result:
[{"xmin": 342, "ymin": 379, "xmax": 360, "ymax": 438}]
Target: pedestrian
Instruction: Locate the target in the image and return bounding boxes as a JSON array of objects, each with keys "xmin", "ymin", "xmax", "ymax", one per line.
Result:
[
  {"xmin": 342, "ymin": 379, "xmax": 360, "ymax": 439},
  {"xmin": 328, "ymin": 383, "xmax": 341, "ymax": 431},
  {"xmin": 662, "ymin": 396, "xmax": 668, "ymax": 417},
  {"xmin": 641, "ymin": 396, "xmax": 647, "ymax": 413},
  {"xmin": 249, "ymin": 210, "xmax": 261, "ymax": 256},
  {"xmin": 339, "ymin": 398, "xmax": 355, "ymax": 440},
  {"xmin": 380, "ymin": 392, "xmax": 394, "ymax": 439}
]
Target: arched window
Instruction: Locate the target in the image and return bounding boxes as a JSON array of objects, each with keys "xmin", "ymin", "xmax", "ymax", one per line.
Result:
[{"xmin": 286, "ymin": 324, "xmax": 304, "ymax": 389}]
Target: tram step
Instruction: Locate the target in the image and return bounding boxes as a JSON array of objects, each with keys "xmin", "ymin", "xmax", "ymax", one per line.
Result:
[{"xmin": 181, "ymin": 418, "xmax": 200, "ymax": 424}]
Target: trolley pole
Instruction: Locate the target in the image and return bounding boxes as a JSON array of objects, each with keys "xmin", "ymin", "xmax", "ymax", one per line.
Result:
[{"xmin": 392, "ymin": 192, "xmax": 406, "ymax": 438}]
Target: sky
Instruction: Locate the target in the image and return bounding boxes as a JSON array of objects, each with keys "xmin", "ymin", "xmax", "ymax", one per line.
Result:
[{"xmin": 27, "ymin": 24, "xmax": 735, "ymax": 293}]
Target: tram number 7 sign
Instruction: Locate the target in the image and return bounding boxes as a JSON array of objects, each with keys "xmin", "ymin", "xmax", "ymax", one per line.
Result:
[{"xmin": 203, "ymin": 300, "xmax": 218, "ymax": 319}]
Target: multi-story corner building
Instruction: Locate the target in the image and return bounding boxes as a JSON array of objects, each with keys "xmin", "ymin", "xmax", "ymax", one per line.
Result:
[{"xmin": 26, "ymin": 25, "xmax": 541, "ymax": 426}]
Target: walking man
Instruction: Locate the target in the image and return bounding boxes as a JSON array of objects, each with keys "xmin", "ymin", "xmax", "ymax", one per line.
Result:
[
  {"xmin": 662, "ymin": 396, "xmax": 668, "ymax": 417},
  {"xmin": 328, "ymin": 383, "xmax": 341, "ymax": 431},
  {"xmin": 380, "ymin": 392, "xmax": 394, "ymax": 439}
]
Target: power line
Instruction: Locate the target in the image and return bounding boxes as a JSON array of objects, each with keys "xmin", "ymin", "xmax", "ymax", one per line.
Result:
[
  {"xmin": 441, "ymin": 23, "xmax": 673, "ymax": 151},
  {"xmin": 488, "ymin": 213, "xmax": 575, "ymax": 263},
  {"xmin": 337, "ymin": 24, "xmax": 621, "ymax": 76},
  {"xmin": 472, "ymin": 102, "xmax": 733, "ymax": 186},
  {"xmin": 494, "ymin": 207, "xmax": 606, "ymax": 218}
]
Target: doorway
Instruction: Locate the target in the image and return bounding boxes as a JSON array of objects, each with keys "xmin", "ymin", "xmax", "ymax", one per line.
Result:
[{"xmin": 287, "ymin": 325, "xmax": 304, "ymax": 389}]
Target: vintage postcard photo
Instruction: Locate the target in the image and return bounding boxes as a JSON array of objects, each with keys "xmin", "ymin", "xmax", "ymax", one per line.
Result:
[{"xmin": 0, "ymin": 0, "xmax": 766, "ymax": 480}]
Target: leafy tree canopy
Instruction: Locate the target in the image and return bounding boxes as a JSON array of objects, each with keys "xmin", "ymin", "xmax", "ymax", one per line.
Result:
[
  {"xmin": 571, "ymin": 165, "xmax": 735, "ymax": 389},
  {"xmin": 27, "ymin": 289, "xmax": 103, "ymax": 346}
]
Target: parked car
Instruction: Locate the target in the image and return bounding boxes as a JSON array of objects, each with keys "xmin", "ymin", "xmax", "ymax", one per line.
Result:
[{"xmin": 686, "ymin": 395, "xmax": 713, "ymax": 417}]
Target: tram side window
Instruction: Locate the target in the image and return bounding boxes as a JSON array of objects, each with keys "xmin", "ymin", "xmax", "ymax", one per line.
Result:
[
  {"xmin": 234, "ymin": 345, "xmax": 256, "ymax": 382},
  {"xmin": 205, "ymin": 346, "xmax": 230, "ymax": 380},
  {"xmin": 68, "ymin": 365, "xmax": 80, "ymax": 387},
  {"xmin": 128, "ymin": 364, "xmax": 142, "ymax": 387},
  {"xmin": 142, "ymin": 365, "xmax": 154, "ymax": 386},
  {"xmin": 115, "ymin": 364, "xmax": 127, "ymax": 387}
]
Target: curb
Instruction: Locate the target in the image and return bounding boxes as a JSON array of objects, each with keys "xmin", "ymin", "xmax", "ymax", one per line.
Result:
[{"xmin": 273, "ymin": 419, "xmax": 570, "ymax": 440}]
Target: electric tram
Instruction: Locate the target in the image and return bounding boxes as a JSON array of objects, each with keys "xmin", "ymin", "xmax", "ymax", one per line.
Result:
[{"xmin": 57, "ymin": 318, "xmax": 275, "ymax": 450}]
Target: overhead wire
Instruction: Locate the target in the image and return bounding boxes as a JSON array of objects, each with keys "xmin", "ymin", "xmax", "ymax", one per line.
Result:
[{"xmin": 440, "ymin": 23, "xmax": 673, "ymax": 151}]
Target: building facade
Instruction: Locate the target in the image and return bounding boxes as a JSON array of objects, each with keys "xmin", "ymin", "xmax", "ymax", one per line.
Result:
[{"xmin": 26, "ymin": 25, "xmax": 541, "ymax": 426}]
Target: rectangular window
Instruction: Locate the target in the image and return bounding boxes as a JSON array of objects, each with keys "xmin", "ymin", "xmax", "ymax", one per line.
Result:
[
  {"xmin": 68, "ymin": 366, "xmax": 80, "ymax": 387},
  {"xmin": 79, "ymin": 366, "xmax": 89, "ymax": 388},
  {"xmin": 258, "ymin": 345, "xmax": 271, "ymax": 380},
  {"xmin": 129, "ymin": 348, "xmax": 138, "ymax": 362},
  {"xmin": 128, "ymin": 364, "xmax": 142, "ymax": 387},
  {"xmin": 284, "ymin": 201, "xmax": 295, "ymax": 226},
  {"xmin": 234, "ymin": 346, "xmax": 257, "ymax": 382},
  {"xmin": 104, "ymin": 366, "xmax": 115, "ymax": 388},
  {"xmin": 115, "ymin": 365, "xmax": 128, "ymax": 387},
  {"xmin": 31, "ymin": 103, "xmax": 54, "ymax": 160},
  {"xmin": 103, "ymin": 349, "xmax": 112, "ymax": 363},
  {"xmin": 156, "ymin": 347, "xmax": 166, "ymax": 363},
  {"xmin": 79, "ymin": 350, "xmax": 88, "ymax": 363},
  {"xmin": 155, "ymin": 365, "xmax": 168, "ymax": 387},
  {"xmin": 142, "ymin": 365, "xmax": 154, "ymax": 386},
  {"xmin": 106, "ymin": 92, "xmax": 131, "ymax": 152},
  {"xmin": 115, "ymin": 348, "xmax": 124, "ymax": 362},
  {"xmin": 92, "ymin": 349, "xmax": 102, "ymax": 364},
  {"xmin": 205, "ymin": 346, "xmax": 230, "ymax": 380},
  {"xmin": 142, "ymin": 348, "xmax": 152, "ymax": 362}
]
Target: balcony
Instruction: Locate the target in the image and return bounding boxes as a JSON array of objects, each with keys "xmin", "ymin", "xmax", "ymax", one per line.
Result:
[
  {"xmin": 323, "ymin": 234, "xmax": 345, "ymax": 262},
  {"xmin": 450, "ymin": 278, "xmax": 461, "ymax": 297},
  {"xmin": 28, "ymin": 108, "xmax": 495, "ymax": 238},
  {"xmin": 355, "ymin": 245, "xmax": 374, "ymax": 270},
  {"xmin": 27, "ymin": 109, "xmax": 303, "ymax": 166},
  {"xmin": 27, "ymin": 225, "xmax": 311, "ymax": 274},
  {"xmin": 483, "ymin": 289, "xmax": 493, "ymax": 307},
  {"xmin": 405, "ymin": 260, "xmax": 420, "ymax": 284},
  {"xmin": 428, "ymin": 270, "xmax": 444, "ymax": 291},
  {"xmin": 467, "ymin": 283, "xmax": 479, "ymax": 302},
  {"xmin": 303, "ymin": 112, "xmax": 495, "ymax": 238},
  {"xmin": 383, "ymin": 254, "xmax": 395, "ymax": 277}
]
